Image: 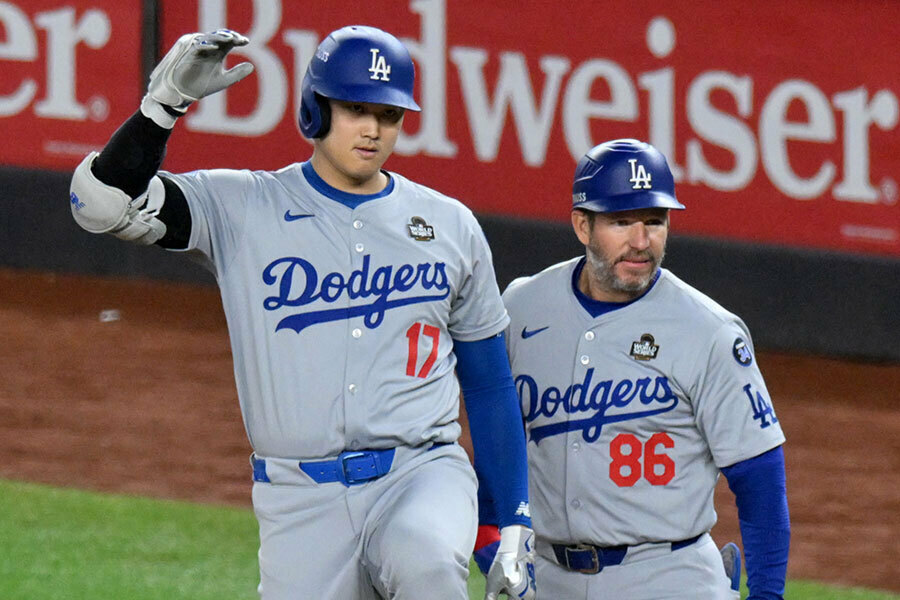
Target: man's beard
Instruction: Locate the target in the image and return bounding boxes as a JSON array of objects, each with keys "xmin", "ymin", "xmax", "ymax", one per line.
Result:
[{"xmin": 584, "ymin": 244, "xmax": 665, "ymax": 296}]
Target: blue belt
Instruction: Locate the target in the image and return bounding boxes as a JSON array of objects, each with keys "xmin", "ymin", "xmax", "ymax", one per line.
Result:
[
  {"xmin": 252, "ymin": 442, "xmax": 450, "ymax": 487},
  {"xmin": 551, "ymin": 534, "xmax": 703, "ymax": 574},
  {"xmin": 300, "ymin": 449, "xmax": 396, "ymax": 486}
]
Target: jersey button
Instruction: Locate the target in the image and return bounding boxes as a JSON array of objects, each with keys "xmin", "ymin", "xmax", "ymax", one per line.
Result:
[
  {"xmin": 572, "ymin": 441, "xmax": 581, "ymax": 452},
  {"xmin": 348, "ymin": 383, "xmax": 357, "ymax": 394},
  {"xmin": 585, "ymin": 331, "xmax": 595, "ymax": 341},
  {"xmin": 570, "ymin": 499, "xmax": 581, "ymax": 509},
  {"xmin": 580, "ymin": 355, "xmax": 590, "ymax": 365},
  {"xmin": 355, "ymin": 243, "xmax": 365, "ymax": 253},
  {"xmin": 353, "ymin": 220, "xmax": 363, "ymax": 229},
  {"xmin": 352, "ymin": 328, "xmax": 362, "ymax": 338}
]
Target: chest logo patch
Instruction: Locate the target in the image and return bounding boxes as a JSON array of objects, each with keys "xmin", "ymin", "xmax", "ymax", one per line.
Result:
[
  {"xmin": 407, "ymin": 216, "xmax": 435, "ymax": 241},
  {"xmin": 521, "ymin": 326, "xmax": 549, "ymax": 339},
  {"xmin": 284, "ymin": 210, "xmax": 314, "ymax": 222},
  {"xmin": 732, "ymin": 337, "xmax": 753, "ymax": 366},
  {"xmin": 630, "ymin": 333, "xmax": 659, "ymax": 361}
]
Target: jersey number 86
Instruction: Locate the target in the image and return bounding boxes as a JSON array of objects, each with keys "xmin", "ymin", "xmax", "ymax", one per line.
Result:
[{"xmin": 609, "ymin": 432, "xmax": 675, "ymax": 487}]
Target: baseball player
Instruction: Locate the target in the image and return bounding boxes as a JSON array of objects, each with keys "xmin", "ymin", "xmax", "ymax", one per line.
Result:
[
  {"xmin": 486, "ymin": 139, "xmax": 790, "ymax": 599},
  {"xmin": 68, "ymin": 27, "xmax": 535, "ymax": 600}
]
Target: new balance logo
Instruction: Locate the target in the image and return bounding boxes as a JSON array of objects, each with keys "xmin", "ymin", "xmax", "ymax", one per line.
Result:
[
  {"xmin": 515, "ymin": 501, "xmax": 531, "ymax": 518},
  {"xmin": 628, "ymin": 159, "xmax": 652, "ymax": 189},
  {"xmin": 284, "ymin": 211, "xmax": 314, "ymax": 222},
  {"xmin": 368, "ymin": 48, "xmax": 391, "ymax": 81}
]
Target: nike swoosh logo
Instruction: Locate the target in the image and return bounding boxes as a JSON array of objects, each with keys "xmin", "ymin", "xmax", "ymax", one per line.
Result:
[
  {"xmin": 284, "ymin": 211, "xmax": 315, "ymax": 222},
  {"xmin": 521, "ymin": 326, "xmax": 549, "ymax": 339}
]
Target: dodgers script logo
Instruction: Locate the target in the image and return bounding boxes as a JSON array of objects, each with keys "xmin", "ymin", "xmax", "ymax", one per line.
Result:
[
  {"xmin": 262, "ymin": 254, "xmax": 450, "ymax": 333},
  {"xmin": 518, "ymin": 368, "xmax": 679, "ymax": 444}
]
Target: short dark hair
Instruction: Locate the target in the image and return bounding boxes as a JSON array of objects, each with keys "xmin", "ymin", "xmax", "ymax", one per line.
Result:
[{"xmin": 575, "ymin": 208, "xmax": 598, "ymax": 228}]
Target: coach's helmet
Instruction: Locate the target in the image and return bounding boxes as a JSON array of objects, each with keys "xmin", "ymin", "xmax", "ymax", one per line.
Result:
[
  {"xmin": 572, "ymin": 139, "xmax": 685, "ymax": 213},
  {"xmin": 298, "ymin": 25, "xmax": 421, "ymax": 139}
]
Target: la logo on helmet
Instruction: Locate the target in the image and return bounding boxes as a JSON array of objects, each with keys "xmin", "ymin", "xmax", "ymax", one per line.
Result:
[
  {"xmin": 368, "ymin": 49, "xmax": 391, "ymax": 81},
  {"xmin": 628, "ymin": 159, "xmax": 652, "ymax": 190}
]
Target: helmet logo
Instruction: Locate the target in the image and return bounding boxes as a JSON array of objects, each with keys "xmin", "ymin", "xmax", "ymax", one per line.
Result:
[
  {"xmin": 628, "ymin": 159, "xmax": 653, "ymax": 190},
  {"xmin": 368, "ymin": 48, "xmax": 392, "ymax": 81}
]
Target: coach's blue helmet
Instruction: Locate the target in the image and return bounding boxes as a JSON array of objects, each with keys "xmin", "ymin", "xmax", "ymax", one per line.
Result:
[
  {"xmin": 298, "ymin": 25, "xmax": 421, "ymax": 139},
  {"xmin": 572, "ymin": 139, "xmax": 685, "ymax": 213}
]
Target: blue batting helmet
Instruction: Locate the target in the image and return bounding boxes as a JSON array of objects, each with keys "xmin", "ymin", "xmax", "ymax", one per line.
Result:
[
  {"xmin": 298, "ymin": 25, "xmax": 421, "ymax": 139},
  {"xmin": 572, "ymin": 139, "xmax": 685, "ymax": 213}
]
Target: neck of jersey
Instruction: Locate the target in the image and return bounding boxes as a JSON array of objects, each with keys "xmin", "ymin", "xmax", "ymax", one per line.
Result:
[{"xmin": 302, "ymin": 161, "xmax": 394, "ymax": 209}]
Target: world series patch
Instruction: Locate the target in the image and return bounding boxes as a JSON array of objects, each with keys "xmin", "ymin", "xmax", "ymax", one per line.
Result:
[
  {"xmin": 630, "ymin": 333, "xmax": 659, "ymax": 361},
  {"xmin": 407, "ymin": 216, "xmax": 435, "ymax": 241}
]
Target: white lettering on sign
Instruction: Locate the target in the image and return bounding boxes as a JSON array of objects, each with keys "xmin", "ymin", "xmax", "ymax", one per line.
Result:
[
  {"xmin": 0, "ymin": 2, "xmax": 110, "ymax": 120},
  {"xmin": 198, "ymin": 0, "xmax": 895, "ymax": 204},
  {"xmin": 5, "ymin": 0, "xmax": 896, "ymax": 207}
]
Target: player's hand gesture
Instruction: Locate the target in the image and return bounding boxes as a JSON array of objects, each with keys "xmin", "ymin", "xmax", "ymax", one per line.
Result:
[
  {"xmin": 148, "ymin": 29, "xmax": 254, "ymax": 112},
  {"xmin": 484, "ymin": 525, "xmax": 536, "ymax": 600}
]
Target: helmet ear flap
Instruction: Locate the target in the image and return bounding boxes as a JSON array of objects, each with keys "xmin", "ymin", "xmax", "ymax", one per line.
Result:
[
  {"xmin": 314, "ymin": 93, "xmax": 331, "ymax": 139},
  {"xmin": 299, "ymin": 76, "xmax": 326, "ymax": 138}
]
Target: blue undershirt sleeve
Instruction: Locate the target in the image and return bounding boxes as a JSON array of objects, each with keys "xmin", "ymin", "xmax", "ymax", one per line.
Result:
[
  {"xmin": 454, "ymin": 332, "xmax": 531, "ymax": 529},
  {"xmin": 721, "ymin": 445, "xmax": 791, "ymax": 600}
]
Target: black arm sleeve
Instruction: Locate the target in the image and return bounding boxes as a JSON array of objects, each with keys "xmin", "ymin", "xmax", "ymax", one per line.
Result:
[
  {"xmin": 156, "ymin": 176, "xmax": 191, "ymax": 249},
  {"xmin": 91, "ymin": 110, "xmax": 172, "ymax": 197},
  {"xmin": 90, "ymin": 109, "xmax": 192, "ymax": 249}
]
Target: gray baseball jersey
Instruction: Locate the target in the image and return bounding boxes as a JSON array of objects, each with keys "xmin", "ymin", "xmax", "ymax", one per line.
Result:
[
  {"xmin": 162, "ymin": 163, "xmax": 509, "ymax": 459},
  {"xmin": 502, "ymin": 257, "xmax": 785, "ymax": 547}
]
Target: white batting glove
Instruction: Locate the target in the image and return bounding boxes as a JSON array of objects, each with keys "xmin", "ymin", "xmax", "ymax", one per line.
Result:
[
  {"xmin": 141, "ymin": 29, "xmax": 254, "ymax": 128},
  {"xmin": 484, "ymin": 525, "xmax": 536, "ymax": 600}
]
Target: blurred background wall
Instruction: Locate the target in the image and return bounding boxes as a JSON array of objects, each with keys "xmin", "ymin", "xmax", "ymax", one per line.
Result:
[{"xmin": 1, "ymin": 0, "xmax": 897, "ymax": 360}]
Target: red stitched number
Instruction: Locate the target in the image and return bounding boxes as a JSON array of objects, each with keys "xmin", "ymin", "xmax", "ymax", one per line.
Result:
[
  {"xmin": 644, "ymin": 432, "xmax": 676, "ymax": 485},
  {"xmin": 609, "ymin": 432, "xmax": 675, "ymax": 487},
  {"xmin": 405, "ymin": 322, "xmax": 440, "ymax": 378},
  {"xmin": 609, "ymin": 434, "xmax": 642, "ymax": 486}
]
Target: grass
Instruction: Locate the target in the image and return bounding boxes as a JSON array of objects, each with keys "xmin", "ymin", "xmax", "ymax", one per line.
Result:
[
  {"xmin": 0, "ymin": 479, "xmax": 259, "ymax": 600},
  {"xmin": 1, "ymin": 479, "xmax": 897, "ymax": 600}
]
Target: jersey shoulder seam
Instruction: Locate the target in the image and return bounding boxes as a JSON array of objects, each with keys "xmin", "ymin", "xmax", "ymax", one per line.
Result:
[
  {"xmin": 657, "ymin": 270, "xmax": 744, "ymax": 327},
  {"xmin": 390, "ymin": 172, "xmax": 476, "ymax": 216},
  {"xmin": 503, "ymin": 257, "xmax": 580, "ymax": 322}
]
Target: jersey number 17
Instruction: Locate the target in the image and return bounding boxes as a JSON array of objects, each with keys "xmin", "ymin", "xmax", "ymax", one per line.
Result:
[{"xmin": 406, "ymin": 322, "xmax": 440, "ymax": 378}]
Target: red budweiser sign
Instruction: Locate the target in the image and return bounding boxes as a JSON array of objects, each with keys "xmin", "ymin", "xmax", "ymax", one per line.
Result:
[
  {"xmin": 0, "ymin": 0, "xmax": 142, "ymax": 167},
  {"xmin": 2, "ymin": 0, "xmax": 897, "ymax": 256}
]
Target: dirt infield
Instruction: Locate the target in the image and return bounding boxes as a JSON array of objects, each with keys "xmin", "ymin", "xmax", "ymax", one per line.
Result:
[{"xmin": 1, "ymin": 267, "xmax": 897, "ymax": 593}]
